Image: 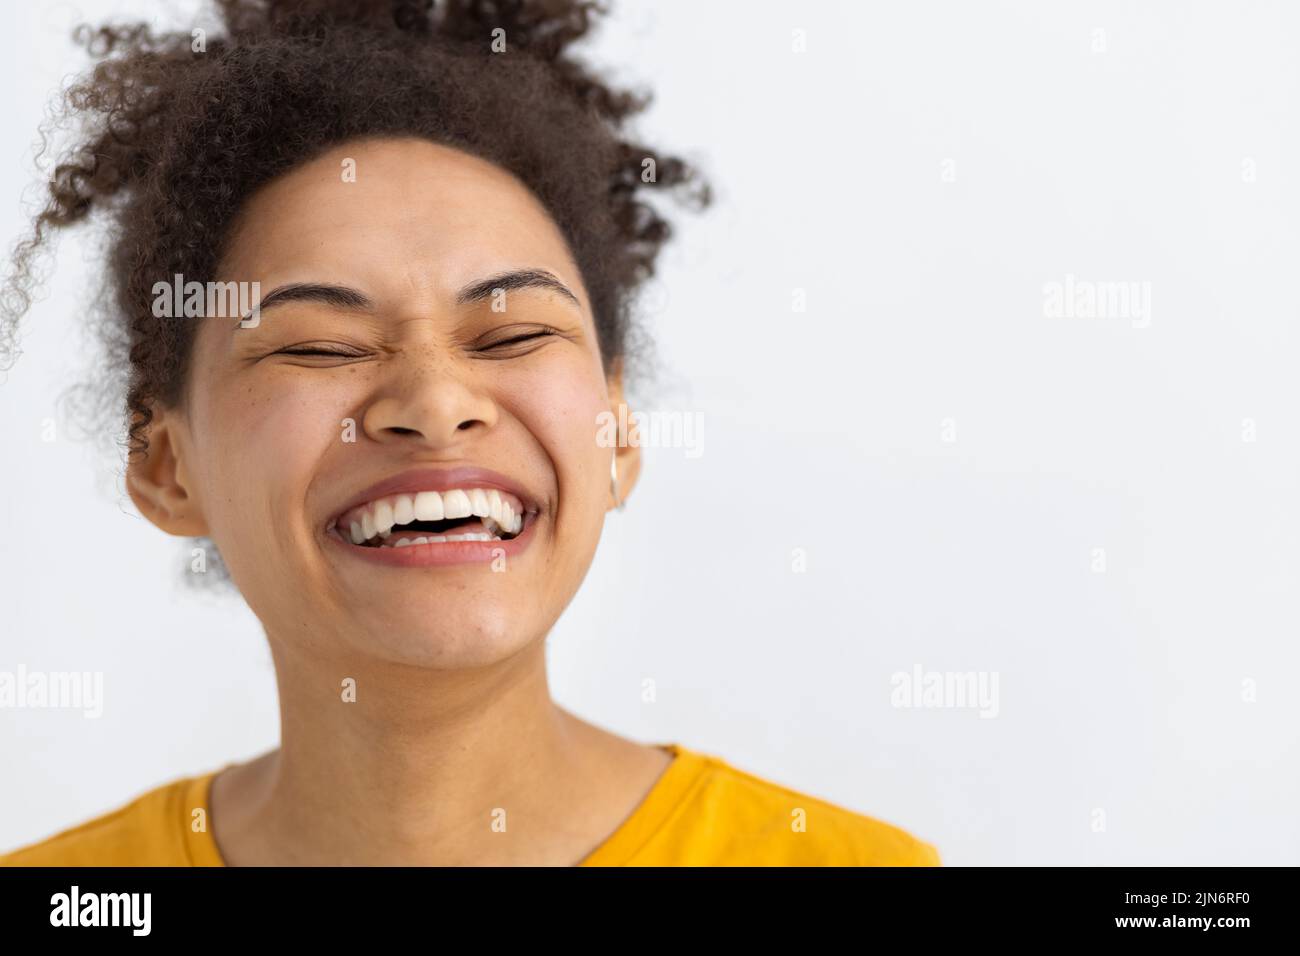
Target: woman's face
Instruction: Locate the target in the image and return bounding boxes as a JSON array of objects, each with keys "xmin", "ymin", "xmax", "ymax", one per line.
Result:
[{"xmin": 140, "ymin": 137, "xmax": 634, "ymax": 667}]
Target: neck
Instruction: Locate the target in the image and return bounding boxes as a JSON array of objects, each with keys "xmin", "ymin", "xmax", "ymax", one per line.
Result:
[{"xmin": 213, "ymin": 634, "xmax": 601, "ymax": 865}]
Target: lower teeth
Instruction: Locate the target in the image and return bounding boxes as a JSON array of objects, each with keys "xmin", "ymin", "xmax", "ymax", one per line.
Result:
[
  {"xmin": 380, "ymin": 532, "xmax": 498, "ymax": 548},
  {"xmin": 345, "ymin": 515, "xmax": 522, "ymax": 548}
]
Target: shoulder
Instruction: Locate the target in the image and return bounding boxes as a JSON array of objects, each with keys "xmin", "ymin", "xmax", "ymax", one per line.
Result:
[
  {"xmin": 650, "ymin": 747, "xmax": 941, "ymax": 867},
  {"xmin": 0, "ymin": 773, "xmax": 207, "ymax": 867}
]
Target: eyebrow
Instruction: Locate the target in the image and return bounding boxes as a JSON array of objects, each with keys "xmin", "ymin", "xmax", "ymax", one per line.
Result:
[
  {"xmin": 250, "ymin": 269, "xmax": 581, "ymax": 319},
  {"xmin": 457, "ymin": 269, "xmax": 581, "ymax": 308}
]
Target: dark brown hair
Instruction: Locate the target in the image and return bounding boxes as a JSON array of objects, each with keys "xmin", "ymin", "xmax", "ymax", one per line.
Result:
[{"xmin": 2, "ymin": 0, "xmax": 710, "ymax": 457}]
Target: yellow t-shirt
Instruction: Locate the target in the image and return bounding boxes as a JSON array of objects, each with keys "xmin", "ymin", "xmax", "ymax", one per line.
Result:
[{"xmin": 0, "ymin": 742, "xmax": 941, "ymax": 866}]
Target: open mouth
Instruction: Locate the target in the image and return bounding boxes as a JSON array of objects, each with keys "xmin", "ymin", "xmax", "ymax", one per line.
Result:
[{"xmin": 330, "ymin": 488, "xmax": 529, "ymax": 549}]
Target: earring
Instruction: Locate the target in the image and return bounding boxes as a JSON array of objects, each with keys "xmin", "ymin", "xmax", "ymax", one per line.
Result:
[{"xmin": 610, "ymin": 452, "xmax": 624, "ymax": 511}]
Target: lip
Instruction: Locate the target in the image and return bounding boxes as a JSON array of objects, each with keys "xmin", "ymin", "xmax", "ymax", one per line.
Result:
[{"xmin": 323, "ymin": 465, "xmax": 543, "ymax": 568}]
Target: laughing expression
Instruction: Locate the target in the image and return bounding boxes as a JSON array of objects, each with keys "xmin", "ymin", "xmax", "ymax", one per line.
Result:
[{"xmin": 145, "ymin": 137, "xmax": 635, "ymax": 668}]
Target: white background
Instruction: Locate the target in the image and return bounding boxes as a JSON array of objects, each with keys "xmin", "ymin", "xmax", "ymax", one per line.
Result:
[{"xmin": 2, "ymin": 0, "xmax": 1297, "ymax": 865}]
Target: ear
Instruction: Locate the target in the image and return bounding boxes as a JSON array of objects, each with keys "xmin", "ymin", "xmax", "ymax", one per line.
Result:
[
  {"xmin": 125, "ymin": 407, "xmax": 210, "ymax": 537},
  {"xmin": 606, "ymin": 359, "xmax": 641, "ymax": 511}
]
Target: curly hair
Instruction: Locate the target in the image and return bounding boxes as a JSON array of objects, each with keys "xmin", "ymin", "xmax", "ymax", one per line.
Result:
[{"xmin": 2, "ymin": 0, "xmax": 710, "ymax": 459}]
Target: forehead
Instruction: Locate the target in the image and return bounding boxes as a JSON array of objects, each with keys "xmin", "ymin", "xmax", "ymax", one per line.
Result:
[{"xmin": 217, "ymin": 137, "xmax": 586, "ymax": 306}]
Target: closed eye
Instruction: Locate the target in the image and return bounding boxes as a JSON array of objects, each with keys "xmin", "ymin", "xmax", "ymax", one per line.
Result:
[
  {"xmin": 477, "ymin": 327, "xmax": 560, "ymax": 355},
  {"xmin": 489, "ymin": 328, "xmax": 557, "ymax": 347},
  {"xmin": 273, "ymin": 344, "xmax": 369, "ymax": 359}
]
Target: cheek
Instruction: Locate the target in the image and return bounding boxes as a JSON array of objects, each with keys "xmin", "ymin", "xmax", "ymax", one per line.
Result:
[
  {"xmin": 189, "ymin": 366, "xmax": 359, "ymax": 537},
  {"xmin": 501, "ymin": 355, "xmax": 611, "ymax": 547}
]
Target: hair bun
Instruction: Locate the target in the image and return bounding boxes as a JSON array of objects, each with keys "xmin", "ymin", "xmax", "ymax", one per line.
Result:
[{"xmin": 237, "ymin": 0, "xmax": 599, "ymax": 58}]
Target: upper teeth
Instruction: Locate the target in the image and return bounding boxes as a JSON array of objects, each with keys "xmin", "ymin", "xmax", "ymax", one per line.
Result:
[{"xmin": 340, "ymin": 488, "xmax": 526, "ymax": 545}]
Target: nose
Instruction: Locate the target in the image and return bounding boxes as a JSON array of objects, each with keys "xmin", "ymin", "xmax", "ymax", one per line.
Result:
[{"xmin": 361, "ymin": 347, "xmax": 498, "ymax": 449}]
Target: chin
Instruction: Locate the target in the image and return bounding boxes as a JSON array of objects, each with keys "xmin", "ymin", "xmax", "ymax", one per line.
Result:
[{"xmin": 342, "ymin": 605, "xmax": 538, "ymax": 669}]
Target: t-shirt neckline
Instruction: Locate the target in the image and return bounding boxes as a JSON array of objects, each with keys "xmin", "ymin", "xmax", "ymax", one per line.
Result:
[{"xmin": 181, "ymin": 741, "xmax": 705, "ymax": 867}]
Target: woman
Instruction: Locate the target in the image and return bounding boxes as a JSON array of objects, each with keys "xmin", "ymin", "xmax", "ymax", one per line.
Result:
[{"xmin": 0, "ymin": 0, "xmax": 939, "ymax": 866}]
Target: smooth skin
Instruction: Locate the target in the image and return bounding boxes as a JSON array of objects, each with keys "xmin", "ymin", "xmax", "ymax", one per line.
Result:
[{"xmin": 125, "ymin": 137, "xmax": 669, "ymax": 865}]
